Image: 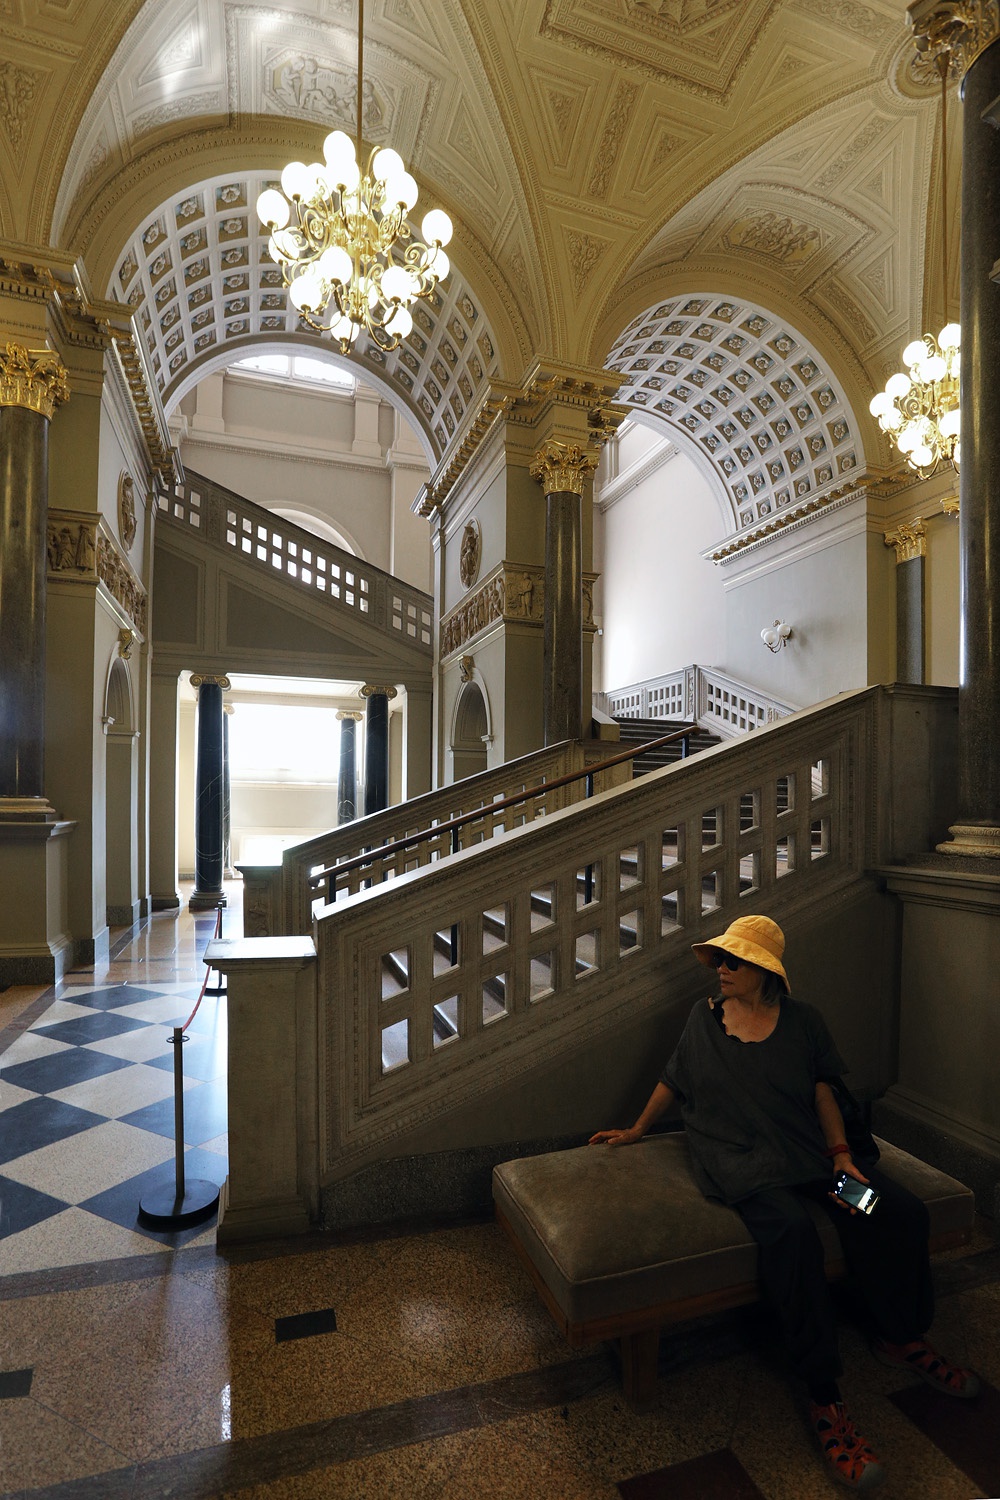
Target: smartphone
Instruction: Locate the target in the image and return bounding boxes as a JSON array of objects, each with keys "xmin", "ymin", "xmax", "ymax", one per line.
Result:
[{"xmin": 832, "ymin": 1172, "xmax": 879, "ymax": 1215}]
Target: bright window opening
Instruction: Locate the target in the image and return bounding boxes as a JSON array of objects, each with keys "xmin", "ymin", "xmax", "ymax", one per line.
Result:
[
  {"xmin": 229, "ymin": 702, "xmax": 343, "ymax": 783},
  {"xmin": 231, "ymin": 354, "xmax": 355, "ymax": 392}
]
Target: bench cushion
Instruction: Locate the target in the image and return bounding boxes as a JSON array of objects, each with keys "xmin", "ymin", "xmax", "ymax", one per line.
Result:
[{"xmin": 492, "ymin": 1134, "xmax": 974, "ymax": 1330}]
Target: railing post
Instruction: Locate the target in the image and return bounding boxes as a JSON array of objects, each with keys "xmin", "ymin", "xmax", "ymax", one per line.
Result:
[{"xmin": 206, "ymin": 936, "xmax": 319, "ymax": 1243}]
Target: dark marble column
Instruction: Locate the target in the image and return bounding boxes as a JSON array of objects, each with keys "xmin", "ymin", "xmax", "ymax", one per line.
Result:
[
  {"xmin": 928, "ymin": 14, "xmax": 1000, "ymax": 855},
  {"xmin": 0, "ymin": 346, "xmax": 70, "ymax": 814},
  {"xmin": 336, "ymin": 709, "xmax": 362, "ymax": 823},
  {"xmin": 189, "ymin": 674, "xmax": 229, "ymax": 908},
  {"xmin": 530, "ymin": 440, "xmax": 599, "ymax": 746},
  {"xmin": 361, "ymin": 685, "xmax": 396, "ymax": 816},
  {"xmin": 884, "ymin": 521, "xmax": 926, "ymax": 685}
]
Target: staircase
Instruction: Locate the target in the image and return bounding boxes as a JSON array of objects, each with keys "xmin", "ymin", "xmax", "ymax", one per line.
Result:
[{"xmin": 613, "ymin": 715, "xmax": 721, "ymax": 775}]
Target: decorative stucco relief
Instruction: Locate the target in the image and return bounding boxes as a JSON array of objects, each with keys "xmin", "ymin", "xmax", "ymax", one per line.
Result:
[
  {"xmin": 47, "ymin": 509, "xmax": 148, "ymax": 634},
  {"xmin": 440, "ymin": 563, "xmax": 597, "ymax": 657}
]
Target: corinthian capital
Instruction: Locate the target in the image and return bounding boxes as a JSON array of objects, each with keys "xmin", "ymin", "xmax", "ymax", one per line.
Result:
[
  {"xmin": 884, "ymin": 519, "xmax": 927, "ymax": 562},
  {"xmin": 529, "ymin": 439, "xmax": 600, "ymax": 496},
  {"xmin": 0, "ymin": 342, "xmax": 70, "ymax": 419},
  {"xmin": 908, "ymin": 0, "xmax": 1000, "ymax": 83}
]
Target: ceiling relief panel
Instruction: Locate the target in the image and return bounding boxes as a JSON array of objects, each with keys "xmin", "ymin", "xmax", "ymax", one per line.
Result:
[
  {"xmin": 111, "ymin": 171, "xmax": 500, "ymax": 459},
  {"xmin": 608, "ymin": 294, "xmax": 864, "ymax": 532},
  {"xmin": 539, "ymin": 0, "xmax": 780, "ymax": 95},
  {"xmin": 619, "ymin": 90, "xmax": 928, "ymax": 370}
]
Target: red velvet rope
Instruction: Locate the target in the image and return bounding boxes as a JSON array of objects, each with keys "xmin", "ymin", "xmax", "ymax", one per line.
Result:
[{"xmin": 179, "ymin": 904, "xmax": 223, "ymax": 1033}]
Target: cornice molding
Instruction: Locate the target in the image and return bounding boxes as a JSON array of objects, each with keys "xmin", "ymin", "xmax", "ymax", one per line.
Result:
[
  {"xmin": 704, "ymin": 474, "xmax": 868, "ymax": 564},
  {"xmin": 597, "ymin": 439, "xmax": 681, "ymax": 512}
]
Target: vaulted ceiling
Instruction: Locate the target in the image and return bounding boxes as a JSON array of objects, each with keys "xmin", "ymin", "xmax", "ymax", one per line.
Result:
[{"xmin": 1, "ymin": 0, "xmax": 949, "ymax": 469}]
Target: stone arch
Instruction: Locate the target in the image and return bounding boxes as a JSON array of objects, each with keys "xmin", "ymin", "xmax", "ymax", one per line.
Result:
[
  {"xmin": 94, "ymin": 167, "xmax": 503, "ymax": 465},
  {"xmin": 103, "ymin": 655, "xmax": 139, "ymax": 927},
  {"xmin": 606, "ymin": 293, "xmax": 867, "ymax": 535},
  {"xmin": 450, "ymin": 677, "xmax": 491, "ymax": 782}
]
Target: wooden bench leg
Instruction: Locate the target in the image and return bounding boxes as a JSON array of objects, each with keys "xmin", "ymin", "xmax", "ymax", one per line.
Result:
[{"xmin": 620, "ymin": 1327, "xmax": 659, "ymax": 1411}]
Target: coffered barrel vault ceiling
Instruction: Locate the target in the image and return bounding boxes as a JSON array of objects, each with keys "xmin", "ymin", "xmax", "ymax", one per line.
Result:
[
  {"xmin": 19, "ymin": 0, "xmax": 945, "ymax": 479},
  {"xmin": 609, "ymin": 295, "xmax": 864, "ymax": 532},
  {"xmin": 114, "ymin": 172, "xmax": 501, "ymax": 455}
]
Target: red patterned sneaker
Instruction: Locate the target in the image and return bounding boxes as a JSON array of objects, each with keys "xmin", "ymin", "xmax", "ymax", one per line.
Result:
[
  {"xmin": 872, "ymin": 1338, "xmax": 982, "ymax": 1399},
  {"xmin": 808, "ymin": 1401, "xmax": 885, "ymax": 1491}
]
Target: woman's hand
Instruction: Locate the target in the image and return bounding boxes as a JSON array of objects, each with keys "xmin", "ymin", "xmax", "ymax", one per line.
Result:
[
  {"xmin": 828, "ymin": 1155, "xmax": 871, "ymax": 1215},
  {"xmin": 589, "ymin": 1126, "xmax": 643, "ymax": 1147}
]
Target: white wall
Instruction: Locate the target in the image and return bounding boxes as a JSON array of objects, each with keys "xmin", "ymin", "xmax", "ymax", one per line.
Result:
[{"xmin": 596, "ymin": 442, "xmax": 727, "ymax": 690}]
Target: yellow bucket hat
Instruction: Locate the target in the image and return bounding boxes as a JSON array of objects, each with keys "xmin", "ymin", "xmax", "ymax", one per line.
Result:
[{"xmin": 692, "ymin": 914, "xmax": 789, "ymax": 989}]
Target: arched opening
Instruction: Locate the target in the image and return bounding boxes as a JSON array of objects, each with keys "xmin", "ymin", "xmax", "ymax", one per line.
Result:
[
  {"xmin": 451, "ymin": 681, "xmax": 489, "ymax": 782},
  {"xmin": 104, "ymin": 657, "xmax": 139, "ymax": 927}
]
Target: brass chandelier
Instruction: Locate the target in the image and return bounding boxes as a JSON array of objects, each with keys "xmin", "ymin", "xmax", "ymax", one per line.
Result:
[
  {"xmin": 869, "ymin": 53, "xmax": 960, "ymax": 477},
  {"xmin": 256, "ymin": 0, "xmax": 453, "ymax": 354}
]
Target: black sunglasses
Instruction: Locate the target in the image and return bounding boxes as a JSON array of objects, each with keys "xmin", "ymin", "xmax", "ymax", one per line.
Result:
[{"xmin": 708, "ymin": 949, "xmax": 744, "ymax": 971}]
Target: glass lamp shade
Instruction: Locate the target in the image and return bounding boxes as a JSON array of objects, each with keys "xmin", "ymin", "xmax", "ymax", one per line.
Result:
[
  {"xmin": 280, "ymin": 161, "xmax": 314, "ymax": 201},
  {"xmin": 885, "ymin": 372, "xmax": 912, "ymax": 400},
  {"xmin": 323, "ymin": 131, "xmax": 357, "ymax": 173},
  {"xmin": 385, "ymin": 304, "xmax": 413, "ymax": 338},
  {"xmin": 869, "ymin": 391, "xmax": 893, "ymax": 418},
  {"xmin": 939, "ymin": 407, "xmax": 961, "ymax": 438},
  {"xmin": 318, "ymin": 246, "xmax": 353, "ymax": 285},
  {"xmin": 289, "ymin": 273, "xmax": 323, "ymax": 312},
  {"xmin": 383, "ymin": 172, "xmax": 418, "ymax": 210},
  {"xmin": 903, "ymin": 339, "xmax": 929, "ymax": 367},
  {"xmin": 761, "ymin": 627, "xmax": 778, "ymax": 649},
  {"xmin": 380, "ymin": 264, "xmax": 411, "ymax": 303},
  {"xmin": 256, "ymin": 189, "xmax": 290, "ymax": 228},
  {"xmin": 372, "ymin": 148, "xmax": 405, "ymax": 184},
  {"xmin": 427, "ymin": 248, "xmax": 450, "ymax": 281},
  {"xmin": 939, "ymin": 322, "xmax": 961, "ymax": 350},
  {"xmin": 421, "ymin": 209, "xmax": 453, "ymax": 246}
]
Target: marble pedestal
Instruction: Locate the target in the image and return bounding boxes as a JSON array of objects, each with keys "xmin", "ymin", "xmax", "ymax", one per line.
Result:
[{"xmin": 0, "ymin": 812, "xmax": 76, "ymax": 984}]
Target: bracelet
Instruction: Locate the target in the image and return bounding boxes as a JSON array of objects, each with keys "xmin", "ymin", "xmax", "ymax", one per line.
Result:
[{"xmin": 823, "ymin": 1143, "xmax": 851, "ymax": 1158}]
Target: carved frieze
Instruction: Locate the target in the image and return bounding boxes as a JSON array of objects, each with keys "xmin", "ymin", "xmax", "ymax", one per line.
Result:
[
  {"xmin": 440, "ymin": 563, "xmax": 598, "ymax": 657},
  {"xmin": 97, "ymin": 535, "xmax": 148, "ymax": 634},
  {"xmin": 0, "ymin": 342, "xmax": 70, "ymax": 419},
  {"xmin": 46, "ymin": 510, "xmax": 148, "ymax": 634},
  {"xmin": 726, "ymin": 211, "xmax": 821, "ymax": 264}
]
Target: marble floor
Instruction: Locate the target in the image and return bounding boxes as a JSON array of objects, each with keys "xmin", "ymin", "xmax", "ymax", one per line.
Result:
[{"xmin": 2, "ymin": 887, "xmax": 999, "ymax": 1499}]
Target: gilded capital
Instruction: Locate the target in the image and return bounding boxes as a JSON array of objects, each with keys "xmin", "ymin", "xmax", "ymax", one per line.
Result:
[
  {"xmin": 941, "ymin": 497, "xmax": 960, "ymax": 516},
  {"xmin": 360, "ymin": 683, "xmax": 399, "ymax": 700},
  {"xmin": 190, "ymin": 674, "xmax": 232, "ymax": 690},
  {"xmin": 908, "ymin": 0, "xmax": 1000, "ymax": 84},
  {"xmin": 0, "ymin": 342, "xmax": 70, "ymax": 419},
  {"xmin": 884, "ymin": 519, "xmax": 927, "ymax": 562},
  {"xmin": 529, "ymin": 439, "xmax": 600, "ymax": 496},
  {"xmin": 336, "ymin": 709, "xmax": 364, "ymax": 721}
]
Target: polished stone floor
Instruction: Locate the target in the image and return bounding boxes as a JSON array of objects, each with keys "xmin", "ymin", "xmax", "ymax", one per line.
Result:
[{"xmin": 1, "ymin": 886, "xmax": 999, "ymax": 1499}]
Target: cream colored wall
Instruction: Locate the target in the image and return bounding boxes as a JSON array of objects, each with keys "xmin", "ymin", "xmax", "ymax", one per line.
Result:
[
  {"xmin": 230, "ymin": 785, "xmax": 339, "ymax": 864},
  {"xmin": 175, "ymin": 372, "xmax": 433, "ymax": 586},
  {"xmin": 926, "ymin": 517, "xmax": 960, "ymax": 687}
]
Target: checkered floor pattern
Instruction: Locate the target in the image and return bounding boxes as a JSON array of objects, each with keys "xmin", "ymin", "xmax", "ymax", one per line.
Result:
[{"xmin": 0, "ymin": 979, "xmax": 228, "ymax": 1261}]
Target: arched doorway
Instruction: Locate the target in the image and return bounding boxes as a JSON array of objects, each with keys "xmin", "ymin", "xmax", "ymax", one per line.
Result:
[
  {"xmin": 104, "ymin": 657, "xmax": 139, "ymax": 926},
  {"xmin": 451, "ymin": 681, "xmax": 489, "ymax": 782}
]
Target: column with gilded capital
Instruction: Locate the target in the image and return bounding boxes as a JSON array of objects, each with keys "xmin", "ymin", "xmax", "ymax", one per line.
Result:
[
  {"xmin": 0, "ymin": 342, "xmax": 70, "ymax": 811},
  {"xmin": 361, "ymin": 685, "xmax": 397, "ymax": 815},
  {"xmin": 336, "ymin": 710, "xmax": 362, "ymax": 824},
  {"xmin": 911, "ymin": 1, "xmax": 1000, "ymax": 853},
  {"xmin": 530, "ymin": 440, "xmax": 599, "ymax": 745},
  {"xmin": 190, "ymin": 674, "xmax": 230, "ymax": 909},
  {"xmin": 884, "ymin": 521, "xmax": 927, "ymax": 684}
]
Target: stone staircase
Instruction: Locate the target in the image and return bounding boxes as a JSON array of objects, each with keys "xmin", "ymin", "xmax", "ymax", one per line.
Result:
[{"xmin": 613, "ymin": 716, "xmax": 721, "ymax": 775}]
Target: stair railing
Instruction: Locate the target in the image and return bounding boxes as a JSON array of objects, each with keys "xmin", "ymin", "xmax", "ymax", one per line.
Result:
[{"xmin": 309, "ymin": 724, "xmax": 695, "ymax": 908}]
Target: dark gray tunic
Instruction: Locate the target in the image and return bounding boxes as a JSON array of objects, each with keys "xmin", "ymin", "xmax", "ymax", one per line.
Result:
[{"xmin": 660, "ymin": 995, "xmax": 847, "ymax": 1206}]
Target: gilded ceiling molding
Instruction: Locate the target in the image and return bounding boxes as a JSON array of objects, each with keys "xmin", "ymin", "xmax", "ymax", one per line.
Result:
[
  {"xmin": 908, "ymin": 0, "xmax": 1000, "ymax": 86},
  {"xmin": 884, "ymin": 518, "xmax": 927, "ymax": 561},
  {"xmin": 704, "ymin": 473, "xmax": 867, "ymax": 562},
  {"xmin": 0, "ymin": 342, "xmax": 70, "ymax": 419}
]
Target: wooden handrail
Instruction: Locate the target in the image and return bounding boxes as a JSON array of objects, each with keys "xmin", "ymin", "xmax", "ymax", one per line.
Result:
[{"xmin": 309, "ymin": 724, "xmax": 696, "ymax": 894}]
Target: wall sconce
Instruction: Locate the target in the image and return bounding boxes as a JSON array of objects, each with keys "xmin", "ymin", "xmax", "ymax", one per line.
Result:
[{"xmin": 761, "ymin": 620, "xmax": 792, "ymax": 653}]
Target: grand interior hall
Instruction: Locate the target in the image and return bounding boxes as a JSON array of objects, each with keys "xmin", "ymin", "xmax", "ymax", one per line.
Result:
[{"xmin": 2, "ymin": 0, "xmax": 1000, "ymax": 1496}]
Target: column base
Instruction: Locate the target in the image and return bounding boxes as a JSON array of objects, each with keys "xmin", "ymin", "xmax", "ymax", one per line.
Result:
[
  {"xmin": 0, "ymin": 796, "xmax": 58, "ymax": 823},
  {"xmin": 0, "ymin": 816, "xmax": 76, "ymax": 985},
  {"xmin": 189, "ymin": 890, "xmax": 227, "ymax": 910},
  {"xmin": 936, "ymin": 822, "xmax": 1000, "ymax": 858},
  {"xmin": 215, "ymin": 1176, "xmax": 313, "ymax": 1244},
  {"xmin": 151, "ymin": 894, "xmax": 181, "ymax": 911}
]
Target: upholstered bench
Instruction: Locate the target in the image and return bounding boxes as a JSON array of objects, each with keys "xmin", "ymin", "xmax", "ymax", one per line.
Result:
[{"xmin": 493, "ymin": 1134, "xmax": 975, "ymax": 1408}]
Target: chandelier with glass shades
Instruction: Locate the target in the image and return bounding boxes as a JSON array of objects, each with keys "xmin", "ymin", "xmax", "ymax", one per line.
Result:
[
  {"xmin": 869, "ymin": 52, "xmax": 959, "ymax": 478},
  {"xmin": 255, "ymin": 0, "xmax": 452, "ymax": 353}
]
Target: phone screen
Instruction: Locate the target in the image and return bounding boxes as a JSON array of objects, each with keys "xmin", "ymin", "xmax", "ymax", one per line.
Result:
[{"xmin": 833, "ymin": 1172, "xmax": 879, "ymax": 1214}]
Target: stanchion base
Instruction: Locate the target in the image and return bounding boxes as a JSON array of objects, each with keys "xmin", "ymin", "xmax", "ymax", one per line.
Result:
[{"xmin": 139, "ymin": 1178, "xmax": 220, "ymax": 1225}]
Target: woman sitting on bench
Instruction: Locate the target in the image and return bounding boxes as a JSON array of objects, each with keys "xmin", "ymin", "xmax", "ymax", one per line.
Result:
[{"xmin": 590, "ymin": 914, "xmax": 980, "ymax": 1493}]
